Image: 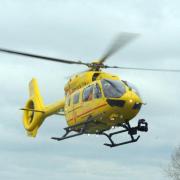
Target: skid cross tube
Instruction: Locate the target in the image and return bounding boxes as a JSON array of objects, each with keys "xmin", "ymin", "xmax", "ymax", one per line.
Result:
[
  {"xmin": 99, "ymin": 121, "xmax": 146, "ymax": 148},
  {"xmin": 51, "ymin": 117, "xmax": 94, "ymax": 141}
]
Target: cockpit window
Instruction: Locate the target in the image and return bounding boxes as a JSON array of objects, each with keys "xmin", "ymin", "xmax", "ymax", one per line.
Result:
[
  {"xmin": 94, "ymin": 83, "xmax": 102, "ymax": 99},
  {"xmin": 101, "ymin": 79, "xmax": 126, "ymax": 98},
  {"xmin": 123, "ymin": 81, "xmax": 140, "ymax": 97}
]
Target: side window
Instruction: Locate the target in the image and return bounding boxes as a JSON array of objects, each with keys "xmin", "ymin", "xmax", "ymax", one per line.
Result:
[
  {"xmin": 83, "ymin": 85, "xmax": 93, "ymax": 101},
  {"xmin": 66, "ymin": 96, "xmax": 71, "ymax": 106},
  {"xmin": 94, "ymin": 83, "xmax": 102, "ymax": 99},
  {"xmin": 73, "ymin": 92, "xmax": 80, "ymax": 104}
]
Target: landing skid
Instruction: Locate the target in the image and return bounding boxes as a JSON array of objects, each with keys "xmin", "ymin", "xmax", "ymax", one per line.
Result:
[
  {"xmin": 51, "ymin": 117, "xmax": 94, "ymax": 141},
  {"xmin": 51, "ymin": 118, "xmax": 148, "ymax": 148},
  {"xmin": 99, "ymin": 119, "xmax": 148, "ymax": 147}
]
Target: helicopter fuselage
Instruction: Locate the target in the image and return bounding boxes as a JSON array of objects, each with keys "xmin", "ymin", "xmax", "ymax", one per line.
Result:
[
  {"xmin": 0, "ymin": 32, "xmax": 152, "ymax": 146},
  {"xmin": 64, "ymin": 71, "xmax": 142, "ymax": 134}
]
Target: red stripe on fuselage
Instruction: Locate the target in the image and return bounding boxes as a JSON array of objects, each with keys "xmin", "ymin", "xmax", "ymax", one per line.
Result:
[{"xmin": 67, "ymin": 103, "xmax": 107, "ymax": 122}]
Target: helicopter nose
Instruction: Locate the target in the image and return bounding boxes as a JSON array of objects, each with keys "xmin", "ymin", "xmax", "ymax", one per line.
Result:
[
  {"xmin": 126, "ymin": 90, "xmax": 142, "ymax": 110},
  {"xmin": 106, "ymin": 91, "xmax": 142, "ymax": 124},
  {"xmin": 106, "ymin": 91, "xmax": 142, "ymax": 110}
]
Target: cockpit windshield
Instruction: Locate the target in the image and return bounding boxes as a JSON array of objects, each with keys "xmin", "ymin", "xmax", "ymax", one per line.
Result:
[
  {"xmin": 123, "ymin": 81, "xmax": 140, "ymax": 97},
  {"xmin": 101, "ymin": 79, "xmax": 126, "ymax": 98}
]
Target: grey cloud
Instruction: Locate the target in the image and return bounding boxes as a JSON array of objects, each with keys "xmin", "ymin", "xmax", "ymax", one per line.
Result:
[{"xmin": 0, "ymin": 1, "xmax": 180, "ymax": 180}]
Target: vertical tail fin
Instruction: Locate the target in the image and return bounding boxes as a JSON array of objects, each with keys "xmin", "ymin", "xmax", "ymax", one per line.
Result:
[
  {"xmin": 22, "ymin": 78, "xmax": 65, "ymax": 137},
  {"xmin": 22, "ymin": 78, "xmax": 45, "ymax": 137}
]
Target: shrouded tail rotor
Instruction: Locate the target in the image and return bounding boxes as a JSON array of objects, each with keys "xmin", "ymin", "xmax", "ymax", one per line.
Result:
[
  {"xmin": 21, "ymin": 78, "xmax": 65, "ymax": 137},
  {"xmin": 22, "ymin": 79, "xmax": 46, "ymax": 137}
]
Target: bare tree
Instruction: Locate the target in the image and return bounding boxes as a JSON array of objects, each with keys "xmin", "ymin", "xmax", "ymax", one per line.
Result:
[{"xmin": 166, "ymin": 145, "xmax": 180, "ymax": 180}]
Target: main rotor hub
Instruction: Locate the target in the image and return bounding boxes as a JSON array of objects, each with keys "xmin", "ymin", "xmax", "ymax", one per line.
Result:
[{"xmin": 88, "ymin": 60, "xmax": 105, "ymax": 70}]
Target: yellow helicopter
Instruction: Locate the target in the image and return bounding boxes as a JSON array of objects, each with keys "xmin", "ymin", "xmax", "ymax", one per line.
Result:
[{"xmin": 1, "ymin": 33, "xmax": 179, "ymax": 147}]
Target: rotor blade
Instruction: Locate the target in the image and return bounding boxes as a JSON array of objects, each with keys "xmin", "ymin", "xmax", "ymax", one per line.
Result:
[
  {"xmin": 104, "ymin": 65, "xmax": 180, "ymax": 72},
  {"xmin": 99, "ymin": 32, "xmax": 139, "ymax": 63},
  {"xmin": 0, "ymin": 48, "xmax": 89, "ymax": 66}
]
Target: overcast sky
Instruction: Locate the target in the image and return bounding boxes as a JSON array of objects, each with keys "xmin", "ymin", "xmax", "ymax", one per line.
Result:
[{"xmin": 0, "ymin": 0, "xmax": 180, "ymax": 180}]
